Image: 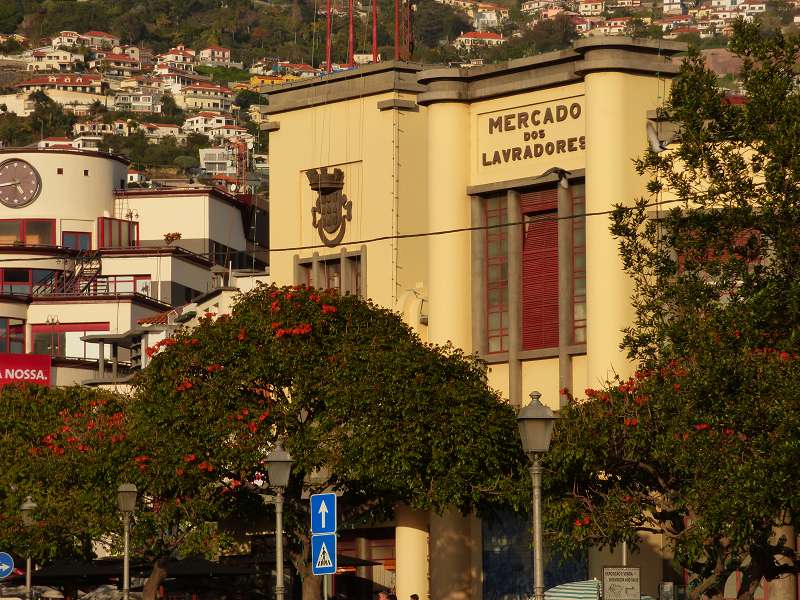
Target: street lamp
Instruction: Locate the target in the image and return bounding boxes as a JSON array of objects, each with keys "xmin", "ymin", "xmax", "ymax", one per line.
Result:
[
  {"xmin": 117, "ymin": 483, "xmax": 137, "ymax": 600},
  {"xmin": 265, "ymin": 442, "xmax": 293, "ymax": 600},
  {"xmin": 20, "ymin": 496, "xmax": 37, "ymax": 600},
  {"xmin": 517, "ymin": 391, "xmax": 558, "ymax": 600}
]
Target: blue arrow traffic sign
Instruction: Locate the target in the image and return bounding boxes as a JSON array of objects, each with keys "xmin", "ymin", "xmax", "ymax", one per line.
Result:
[
  {"xmin": 0, "ymin": 552, "xmax": 14, "ymax": 580},
  {"xmin": 311, "ymin": 533, "xmax": 337, "ymax": 576},
  {"xmin": 310, "ymin": 492, "xmax": 336, "ymax": 534}
]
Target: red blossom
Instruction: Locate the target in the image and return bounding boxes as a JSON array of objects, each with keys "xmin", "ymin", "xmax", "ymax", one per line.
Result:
[
  {"xmin": 322, "ymin": 304, "xmax": 337, "ymax": 314},
  {"xmin": 258, "ymin": 410, "xmax": 269, "ymax": 422},
  {"xmin": 206, "ymin": 364, "xmax": 224, "ymax": 373},
  {"xmin": 204, "ymin": 312, "xmax": 217, "ymax": 319},
  {"xmin": 694, "ymin": 423, "xmax": 710, "ymax": 431},
  {"xmin": 184, "ymin": 453, "xmax": 197, "ymax": 463},
  {"xmin": 176, "ymin": 379, "xmax": 193, "ymax": 392},
  {"xmin": 248, "ymin": 422, "xmax": 258, "ymax": 433},
  {"xmin": 673, "ymin": 383, "xmax": 681, "ymax": 391},
  {"xmin": 722, "ymin": 428, "xmax": 735, "ymax": 436},
  {"xmin": 176, "ymin": 467, "xmax": 185, "ymax": 477},
  {"xmin": 271, "ymin": 322, "xmax": 281, "ymax": 329},
  {"xmin": 270, "ymin": 300, "xmax": 280, "ymax": 313},
  {"xmin": 238, "ymin": 328, "xmax": 247, "ymax": 341},
  {"xmin": 574, "ymin": 518, "xmax": 583, "ymax": 527},
  {"xmin": 582, "ymin": 516, "xmax": 591, "ymax": 525},
  {"xmin": 163, "ymin": 338, "xmax": 177, "ymax": 346}
]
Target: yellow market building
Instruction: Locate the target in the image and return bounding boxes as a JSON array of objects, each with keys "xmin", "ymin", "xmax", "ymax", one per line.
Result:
[{"xmin": 263, "ymin": 37, "xmax": 797, "ymax": 600}]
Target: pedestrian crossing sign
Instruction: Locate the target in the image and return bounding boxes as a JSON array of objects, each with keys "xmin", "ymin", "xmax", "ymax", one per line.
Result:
[{"xmin": 312, "ymin": 533, "xmax": 337, "ymax": 576}]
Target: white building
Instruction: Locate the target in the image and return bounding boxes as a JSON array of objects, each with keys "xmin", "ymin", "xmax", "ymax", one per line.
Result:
[
  {"xmin": 579, "ymin": 0, "xmax": 605, "ymax": 16},
  {"xmin": 113, "ymin": 88, "xmax": 163, "ymax": 113},
  {"xmin": 176, "ymin": 82, "xmax": 235, "ymax": 111},
  {"xmin": 199, "ymin": 146, "xmax": 238, "ymax": 176},
  {"xmin": 183, "ymin": 112, "xmax": 236, "ymax": 135},
  {"xmin": 197, "ymin": 46, "xmax": 232, "ymax": 67},
  {"xmin": 454, "ymin": 31, "xmax": 506, "ymax": 48},
  {"xmin": 26, "ymin": 48, "xmax": 84, "ymax": 72},
  {"xmin": 0, "ymin": 147, "xmax": 267, "ymax": 386}
]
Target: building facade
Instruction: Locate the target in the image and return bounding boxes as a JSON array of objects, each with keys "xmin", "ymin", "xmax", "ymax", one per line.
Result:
[
  {"xmin": 0, "ymin": 148, "xmax": 267, "ymax": 387},
  {"xmin": 260, "ymin": 37, "xmax": 792, "ymax": 600}
]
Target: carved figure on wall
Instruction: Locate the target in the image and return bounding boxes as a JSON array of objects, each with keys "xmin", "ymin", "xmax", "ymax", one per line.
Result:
[{"xmin": 308, "ymin": 167, "xmax": 352, "ymax": 247}]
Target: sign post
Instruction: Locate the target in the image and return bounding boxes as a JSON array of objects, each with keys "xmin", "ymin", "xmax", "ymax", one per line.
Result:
[
  {"xmin": 603, "ymin": 566, "xmax": 641, "ymax": 600},
  {"xmin": 311, "ymin": 492, "xmax": 338, "ymax": 598},
  {"xmin": 0, "ymin": 552, "xmax": 15, "ymax": 580}
]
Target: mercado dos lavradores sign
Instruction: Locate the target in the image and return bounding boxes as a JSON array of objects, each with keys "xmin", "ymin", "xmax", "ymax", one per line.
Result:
[
  {"xmin": 0, "ymin": 353, "xmax": 52, "ymax": 387},
  {"xmin": 477, "ymin": 96, "xmax": 585, "ymax": 171}
]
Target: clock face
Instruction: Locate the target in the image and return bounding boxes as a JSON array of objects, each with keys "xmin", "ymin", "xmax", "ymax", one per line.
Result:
[{"xmin": 0, "ymin": 159, "xmax": 42, "ymax": 209}]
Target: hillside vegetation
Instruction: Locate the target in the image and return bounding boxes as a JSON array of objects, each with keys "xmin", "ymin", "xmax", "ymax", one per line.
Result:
[{"xmin": 0, "ymin": 0, "xmax": 577, "ymax": 66}]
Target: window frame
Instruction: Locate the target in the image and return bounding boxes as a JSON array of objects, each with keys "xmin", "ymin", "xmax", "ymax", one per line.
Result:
[
  {"xmin": 62, "ymin": 230, "xmax": 92, "ymax": 251},
  {"xmin": 0, "ymin": 317, "xmax": 26, "ymax": 353}
]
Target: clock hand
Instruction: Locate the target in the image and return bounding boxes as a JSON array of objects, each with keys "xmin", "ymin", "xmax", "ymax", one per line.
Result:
[
  {"xmin": 16, "ymin": 184, "xmax": 24, "ymax": 195},
  {"xmin": 0, "ymin": 180, "xmax": 21, "ymax": 188}
]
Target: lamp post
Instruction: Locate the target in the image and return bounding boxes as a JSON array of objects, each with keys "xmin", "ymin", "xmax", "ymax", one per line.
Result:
[
  {"xmin": 117, "ymin": 483, "xmax": 137, "ymax": 600},
  {"xmin": 517, "ymin": 391, "xmax": 558, "ymax": 600},
  {"xmin": 20, "ymin": 496, "xmax": 37, "ymax": 600},
  {"xmin": 265, "ymin": 442, "xmax": 293, "ymax": 600}
]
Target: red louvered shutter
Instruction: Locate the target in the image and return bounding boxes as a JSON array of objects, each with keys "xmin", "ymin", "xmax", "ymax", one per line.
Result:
[{"xmin": 521, "ymin": 188, "xmax": 559, "ymax": 350}]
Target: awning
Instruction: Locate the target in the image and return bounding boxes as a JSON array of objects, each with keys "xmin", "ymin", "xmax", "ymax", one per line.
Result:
[{"xmin": 545, "ymin": 579, "xmax": 601, "ymax": 600}]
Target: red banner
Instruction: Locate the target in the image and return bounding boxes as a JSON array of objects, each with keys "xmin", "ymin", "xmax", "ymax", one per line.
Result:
[{"xmin": 0, "ymin": 353, "xmax": 52, "ymax": 387}]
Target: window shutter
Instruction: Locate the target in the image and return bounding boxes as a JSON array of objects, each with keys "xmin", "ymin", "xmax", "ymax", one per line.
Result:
[
  {"xmin": 520, "ymin": 188, "xmax": 557, "ymax": 214},
  {"xmin": 522, "ymin": 207, "xmax": 559, "ymax": 350}
]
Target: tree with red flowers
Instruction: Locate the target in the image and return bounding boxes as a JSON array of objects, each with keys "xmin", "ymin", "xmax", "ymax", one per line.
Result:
[
  {"xmin": 0, "ymin": 385, "xmax": 132, "ymax": 563},
  {"xmin": 544, "ymin": 22, "xmax": 800, "ymax": 600},
  {"xmin": 128, "ymin": 283, "xmax": 529, "ymax": 600}
]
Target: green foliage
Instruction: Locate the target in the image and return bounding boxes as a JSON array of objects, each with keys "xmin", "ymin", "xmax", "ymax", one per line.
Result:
[
  {"xmin": 0, "ymin": 385, "xmax": 131, "ymax": 563},
  {"xmin": 195, "ymin": 65, "xmax": 251, "ymax": 84},
  {"xmin": 413, "ymin": 0, "xmax": 473, "ymax": 47},
  {"xmin": 233, "ymin": 89, "xmax": 263, "ymax": 112},
  {"xmin": 100, "ymin": 131, "xmax": 209, "ymax": 170},
  {"xmin": 132, "ymin": 285, "xmax": 528, "ymax": 577},
  {"xmin": 545, "ymin": 21, "xmax": 800, "ymax": 600},
  {"xmin": 25, "ymin": 91, "xmax": 76, "ymax": 140}
]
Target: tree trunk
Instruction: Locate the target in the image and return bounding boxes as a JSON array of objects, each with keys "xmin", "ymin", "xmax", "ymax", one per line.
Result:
[
  {"xmin": 142, "ymin": 559, "xmax": 168, "ymax": 600},
  {"xmin": 291, "ymin": 532, "xmax": 321, "ymax": 600},
  {"xmin": 300, "ymin": 568, "xmax": 322, "ymax": 600}
]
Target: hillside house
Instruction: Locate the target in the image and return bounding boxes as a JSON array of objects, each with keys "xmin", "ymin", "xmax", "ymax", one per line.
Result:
[
  {"xmin": 183, "ymin": 112, "xmax": 236, "ymax": 134},
  {"xmin": 15, "ymin": 74, "xmax": 103, "ymax": 94},
  {"xmin": 198, "ymin": 46, "xmax": 232, "ymax": 67},
  {"xmin": 84, "ymin": 31, "xmax": 120, "ymax": 49},
  {"xmin": 454, "ymin": 31, "xmax": 506, "ymax": 48},
  {"xmin": 113, "ymin": 88, "xmax": 163, "ymax": 113},
  {"xmin": 579, "ymin": 0, "xmax": 605, "ymax": 16},
  {"xmin": 176, "ymin": 81, "xmax": 235, "ymax": 111},
  {"xmin": 26, "ymin": 48, "xmax": 84, "ymax": 72}
]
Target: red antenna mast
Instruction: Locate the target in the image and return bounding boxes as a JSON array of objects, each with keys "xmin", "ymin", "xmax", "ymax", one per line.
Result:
[
  {"xmin": 372, "ymin": 0, "xmax": 378, "ymax": 62},
  {"xmin": 394, "ymin": 0, "xmax": 399, "ymax": 60},
  {"xmin": 326, "ymin": 0, "xmax": 332, "ymax": 72},
  {"xmin": 348, "ymin": 0, "xmax": 354, "ymax": 65}
]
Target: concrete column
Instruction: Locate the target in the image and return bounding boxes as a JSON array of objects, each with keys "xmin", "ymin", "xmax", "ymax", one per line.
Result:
[
  {"xmin": 583, "ymin": 71, "xmax": 665, "ymax": 384},
  {"xmin": 556, "ymin": 174, "xmax": 573, "ymax": 407},
  {"xmin": 425, "ymin": 100, "xmax": 474, "ymax": 600},
  {"xmin": 430, "ymin": 509, "xmax": 473, "ymax": 600},
  {"xmin": 770, "ymin": 525, "xmax": 796, "ymax": 600},
  {"xmin": 471, "ymin": 196, "xmax": 487, "ymax": 355},
  {"xmin": 426, "ymin": 101, "xmax": 471, "ymax": 351},
  {"xmin": 312, "ymin": 251, "xmax": 321, "ymax": 288},
  {"xmin": 356, "ymin": 536, "xmax": 371, "ymax": 581},
  {"xmin": 507, "ymin": 189, "xmax": 523, "ymax": 407},
  {"xmin": 396, "ymin": 505, "xmax": 429, "ymax": 600}
]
